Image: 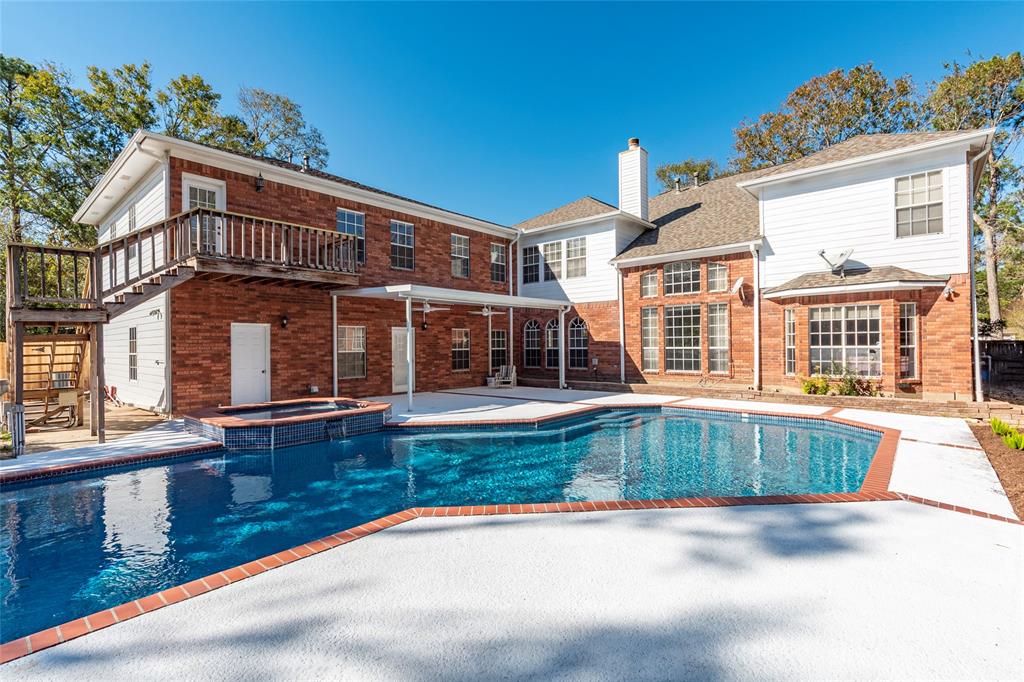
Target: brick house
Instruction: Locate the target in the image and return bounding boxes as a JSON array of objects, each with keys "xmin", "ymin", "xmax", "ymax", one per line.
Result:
[{"xmin": 76, "ymin": 128, "xmax": 992, "ymax": 415}]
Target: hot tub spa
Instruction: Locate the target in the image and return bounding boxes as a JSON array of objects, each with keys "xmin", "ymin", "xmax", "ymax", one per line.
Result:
[{"xmin": 184, "ymin": 397, "xmax": 392, "ymax": 449}]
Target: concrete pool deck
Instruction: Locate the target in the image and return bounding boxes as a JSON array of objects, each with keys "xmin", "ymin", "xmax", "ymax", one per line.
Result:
[{"xmin": 5, "ymin": 501, "xmax": 1021, "ymax": 680}]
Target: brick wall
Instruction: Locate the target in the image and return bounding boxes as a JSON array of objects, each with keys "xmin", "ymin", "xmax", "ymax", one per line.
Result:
[{"xmin": 512, "ymin": 301, "xmax": 623, "ymax": 384}]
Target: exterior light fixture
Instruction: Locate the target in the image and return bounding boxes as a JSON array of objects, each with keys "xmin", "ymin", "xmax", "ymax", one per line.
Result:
[
  {"xmin": 943, "ymin": 285, "xmax": 955, "ymax": 300},
  {"xmin": 280, "ymin": 314, "xmax": 289, "ymax": 328},
  {"xmin": 255, "ymin": 173, "xmax": 265, "ymax": 192}
]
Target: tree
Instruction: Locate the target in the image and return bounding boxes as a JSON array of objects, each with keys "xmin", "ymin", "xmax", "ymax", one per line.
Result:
[
  {"xmin": 0, "ymin": 55, "xmax": 38, "ymax": 243},
  {"xmin": 927, "ymin": 52, "xmax": 1024, "ymax": 328},
  {"xmin": 731, "ymin": 64, "xmax": 920, "ymax": 171},
  {"xmin": 654, "ymin": 158, "xmax": 719, "ymax": 191},
  {"xmin": 155, "ymin": 74, "xmax": 250, "ymax": 150},
  {"xmin": 237, "ymin": 86, "xmax": 328, "ymax": 167}
]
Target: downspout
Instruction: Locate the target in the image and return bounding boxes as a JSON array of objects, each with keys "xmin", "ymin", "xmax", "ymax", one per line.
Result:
[
  {"xmin": 616, "ymin": 264, "xmax": 626, "ymax": 385},
  {"xmin": 508, "ymin": 232, "xmax": 519, "ymax": 366},
  {"xmin": 332, "ymin": 295, "xmax": 338, "ymax": 396},
  {"xmin": 750, "ymin": 243, "xmax": 761, "ymax": 391},
  {"xmin": 968, "ymin": 146, "xmax": 989, "ymax": 402},
  {"xmin": 558, "ymin": 307, "xmax": 567, "ymax": 389}
]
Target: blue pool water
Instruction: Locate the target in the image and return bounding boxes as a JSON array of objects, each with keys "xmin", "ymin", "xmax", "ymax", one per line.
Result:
[{"xmin": 0, "ymin": 408, "xmax": 879, "ymax": 642}]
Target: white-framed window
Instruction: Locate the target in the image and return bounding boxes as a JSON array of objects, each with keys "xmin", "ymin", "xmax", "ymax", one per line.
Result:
[
  {"xmin": 664, "ymin": 261, "xmax": 700, "ymax": 295},
  {"xmin": 337, "ymin": 326, "xmax": 366, "ymax": 379},
  {"xmin": 451, "ymin": 234, "xmax": 470, "ymax": 278},
  {"xmin": 708, "ymin": 303, "xmax": 729, "ymax": 373},
  {"xmin": 186, "ymin": 183, "xmax": 222, "ymax": 253},
  {"xmin": 896, "ymin": 170, "xmax": 943, "ymax": 237},
  {"xmin": 452, "ymin": 329, "xmax": 470, "ymax": 371},
  {"xmin": 543, "ymin": 241, "xmax": 562, "ymax": 281},
  {"xmin": 126, "ymin": 204, "xmax": 139, "ymax": 262},
  {"xmin": 128, "ymin": 326, "xmax": 138, "ymax": 382},
  {"xmin": 128, "ymin": 204, "xmax": 137, "ymax": 232},
  {"xmin": 641, "ymin": 307, "xmax": 659, "ymax": 372},
  {"xmin": 565, "ymin": 237, "xmax": 587, "ymax": 278},
  {"xmin": 809, "ymin": 305, "xmax": 881, "ymax": 377},
  {"xmin": 665, "ymin": 305, "xmax": 700, "ymax": 372},
  {"xmin": 336, "ymin": 208, "xmax": 366, "ymax": 264},
  {"xmin": 522, "ymin": 246, "xmax": 540, "ymax": 284},
  {"xmin": 568, "ymin": 317, "xmax": 588, "ymax": 369},
  {"xmin": 490, "ymin": 243, "xmax": 506, "ymax": 283},
  {"xmin": 784, "ymin": 308, "xmax": 796, "ymax": 376},
  {"xmin": 390, "ymin": 220, "xmax": 415, "ymax": 270},
  {"xmin": 523, "ymin": 319, "xmax": 541, "ymax": 368},
  {"xmin": 708, "ymin": 262, "xmax": 728, "ymax": 293},
  {"xmin": 640, "ymin": 270, "xmax": 658, "ymax": 298},
  {"xmin": 490, "ymin": 329, "xmax": 508, "ymax": 372},
  {"xmin": 545, "ymin": 319, "xmax": 560, "ymax": 368},
  {"xmin": 899, "ymin": 302, "xmax": 918, "ymax": 379}
]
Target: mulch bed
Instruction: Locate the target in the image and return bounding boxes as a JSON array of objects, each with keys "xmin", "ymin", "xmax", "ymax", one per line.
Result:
[{"xmin": 970, "ymin": 422, "xmax": 1024, "ymax": 519}]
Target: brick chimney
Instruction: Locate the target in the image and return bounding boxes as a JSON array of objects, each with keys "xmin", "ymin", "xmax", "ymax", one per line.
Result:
[{"xmin": 618, "ymin": 137, "xmax": 648, "ymax": 221}]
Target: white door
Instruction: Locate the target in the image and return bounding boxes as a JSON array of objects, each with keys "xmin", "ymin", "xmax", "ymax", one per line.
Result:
[
  {"xmin": 391, "ymin": 327, "xmax": 414, "ymax": 393},
  {"xmin": 231, "ymin": 323, "xmax": 270, "ymax": 404}
]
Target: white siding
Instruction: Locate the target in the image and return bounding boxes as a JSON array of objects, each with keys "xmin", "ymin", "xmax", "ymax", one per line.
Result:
[
  {"xmin": 760, "ymin": 146, "xmax": 971, "ymax": 288},
  {"xmin": 518, "ymin": 217, "xmax": 645, "ymax": 303},
  {"xmin": 99, "ymin": 168, "xmax": 168, "ymax": 291},
  {"xmin": 103, "ymin": 293, "xmax": 168, "ymax": 413},
  {"xmin": 618, "ymin": 147, "xmax": 649, "ymax": 221}
]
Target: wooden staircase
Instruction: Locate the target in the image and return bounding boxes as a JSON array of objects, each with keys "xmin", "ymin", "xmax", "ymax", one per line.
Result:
[
  {"xmin": 105, "ymin": 265, "xmax": 196, "ymax": 319},
  {"xmin": 19, "ymin": 331, "xmax": 88, "ymax": 428}
]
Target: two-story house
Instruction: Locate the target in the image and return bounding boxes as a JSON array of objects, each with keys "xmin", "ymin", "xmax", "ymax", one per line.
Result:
[{"xmin": 516, "ymin": 131, "xmax": 992, "ymax": 401}]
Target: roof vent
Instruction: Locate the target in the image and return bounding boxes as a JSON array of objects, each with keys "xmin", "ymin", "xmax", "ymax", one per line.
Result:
[
  {"xmin": 673, "ymin": 177, "xmax": 682, "ymax": 193},
  {"xmin": 301, "ymin": 154, "xmax": 310, "ymax": 172}
]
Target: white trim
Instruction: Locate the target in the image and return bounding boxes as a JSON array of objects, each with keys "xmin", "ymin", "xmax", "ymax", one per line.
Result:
[
  {"xmin": 76, "ymin": 130, "xmax": 516, "ymax": 238},
  {"xmin": 735, "ymin": 129, "xmax": 994, "ymax": 194},
  {"xmin": 181, "ymin": 173, "xmax": 227, "ymax": 211},
  {"xmin": 332, "ymin": 284, "xmax": 570, "ymax": 311},
  {"xmin": 763, "ymin": 279, "xmax": 948, "ymax": 300},
  {"xmin": 520, "ymin": 209, "xmax": 655, "ymax": 236},
  {"xmin": 613, "ymin": 239, "xmax": 763, "ymax": 268}
]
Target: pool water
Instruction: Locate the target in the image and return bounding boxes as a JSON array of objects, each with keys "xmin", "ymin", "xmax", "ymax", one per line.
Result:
[
  {"xmin": 0, "ymin": 409, "xmax": 879, "ymax": 642},
  {"xmin": 228, "ymin": 400, "xmax": 355, "ymax": 421}
]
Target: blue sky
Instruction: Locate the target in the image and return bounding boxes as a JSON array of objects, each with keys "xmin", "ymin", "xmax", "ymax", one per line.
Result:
[{"xmin": 3, "ymin": 1, "xmax": 1022, "ymax": 225}]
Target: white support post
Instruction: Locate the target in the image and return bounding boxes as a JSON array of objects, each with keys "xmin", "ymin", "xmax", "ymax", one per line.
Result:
[
  {"xmin": 331, "ymin": 295, "xmax": 338, "ymax": 397},
  {"xmin": 558, "ymin": 307, "xmax": 566, "ymax": 389},
  {"xmin": 406, "ymin": 296, "xmax": 414, "ymax": 411},
  {"xmin": 487, "ymin": 311, "xmax": 493, "ymax": 375},
  {"xmin": 750, "ymin": 244, "xmax": 761, "ymax": 391}
]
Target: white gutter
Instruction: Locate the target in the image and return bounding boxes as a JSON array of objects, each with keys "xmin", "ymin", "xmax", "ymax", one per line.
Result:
[
  {"xmin": 968, "ymin": 145, "xmax": 991, "ymax": 402},
  {"xmin": 751, "ymin": 243, "xmax": 761, "ymax": 390},
  {"xmin": 763, "ymin": 279, "xmax": 948, "ymax": 300},
  {"xmin": 332, "ymin": 284, "xmax": 568, "ymax": 310},
  {"xmin": 612, "ymin": 239, "xmax": 763, "ymax": 268}
]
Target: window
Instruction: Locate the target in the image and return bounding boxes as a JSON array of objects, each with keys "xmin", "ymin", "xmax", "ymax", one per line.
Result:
[
  {"xmin": 188, "ymin": 185, "xmax": 220, "ymax": 252},
  {"xmin": 451, "ymin": 329, "xmax": 470, "ymax": 371},
  {"xmin": 784, "ymin": 309, "xmax": 796, "ymax": 376},
  {"xmin": 523, "ymin": 246, "xmax": 540, "ymax": 284},
  {"xmin": 708, "ymin": 303, "xmax": 729, "ymax": 373},
  {"xmin": 809, "ymin": 305, "xmax": 881, "ymax": 377},
  {"xmin": 490, "ymin": 243, "xmax": 507, "ymax": 283},
  {"xmin": 336, "ymin": 209, "xmax": 366, "ymax": 264},
  {"xmin": 337, "ymin": 326, "xmax": 366, "ymax": 379},
  {"xmin": 451, "ymin": 234, "xmax": 470, "ymax": 278},
  {"xmin": 565, "ymin": 237, "xmax": 587, "ymax": 278},
  {"xmin": 641, "ymin": 307, "xmax": 659, "ymax": 372},
  {"xmin": 568, "ymin": 318, "xmax": 588, "ymax": 369},
  {"xmin": 128, "ymin": 327, "xmax": 138, "ymax": 381},
  {"xmin": 523, "ymin": 320, "xmax": 541, "ymax": 368},
  {"xmin": 543, "ymin": 242, "xmax": 562, "ymax": 281},
  {"xmin": 640, "ymin": 270, "xmax": 658, "ymax": 298},
  {"xmin": 390, "ymin": 220, "xmax": 415, "ymax": 269},
  {"xmin": 899, "ymin": 303, "xmax": 918, "ymax": 379},
  {"xmin": 708, "ymin": 262, "xmax": 728, "ymax": 293},
  {"xmin": 545, "ymin": 319, "xmax": 560, "ymax": 368},
  {"xmin": 127, "ymin": 205, "xmax": 139, "ymax": 261},
  {"xmin": 896, "ymin": 170, "xmax": 943, "ymax": 237},
  {"xmin": 664, "ymin": 261, "xmax": 700, "ymax": 295},
  {"xmin": 128, "ymin": 204, "xmax": 137, "ymax": 232},
  {"xmin": 490, "ymin": 329, "xmax": 508, "ymax": 372},
  {"xmin": 665, "ymin": 305, "xmax": 701, "ymax": 372}
]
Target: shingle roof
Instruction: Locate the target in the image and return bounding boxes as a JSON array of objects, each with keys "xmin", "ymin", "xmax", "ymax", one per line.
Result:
[
  {"xmin": 615, "ymin": 131, "xmax": 983, "ymax": 262},
  {"xmin": 514, "ymin": 196, "xmax": 618, "ymax": 231},
  {"xmin": 764, "ymin": 266, "xmax": 949, "ymax": 296}
]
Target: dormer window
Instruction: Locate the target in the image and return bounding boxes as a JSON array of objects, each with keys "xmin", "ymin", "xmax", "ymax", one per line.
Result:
[{"xmin": 895, "ymin": 171, "xmax": 942, "ymax": 237}]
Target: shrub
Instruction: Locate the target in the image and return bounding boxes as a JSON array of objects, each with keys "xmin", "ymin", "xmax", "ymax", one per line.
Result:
[
  {"xmin": 990, "ymin": 418, "xmax": 1012, "ymax": 436},
  {"xmin": 1002, "ymin": 431, "xmax": 1024, "ymax": 451},
  {"xmin": 990, "ymin": 419, "xmax": 1024, "ymax": 450},
  {"xmin": 801, "ymin": 376, "xmax": 830, "ymax": 395}
]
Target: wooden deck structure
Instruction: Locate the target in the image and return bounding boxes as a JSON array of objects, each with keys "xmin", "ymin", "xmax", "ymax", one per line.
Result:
[{"xmin": 3, "ymin": 208, "xmax": 359, "ymax": 456}]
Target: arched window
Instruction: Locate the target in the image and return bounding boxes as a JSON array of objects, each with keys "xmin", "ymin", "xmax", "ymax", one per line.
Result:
[
  {"xmin": 545, "ymin": 319, "xmax": 560, "ymax": 368},
  {"xmin": 569, "ymin": 317, "xmax": 589, "ymax": 369},
  {"xmin": 523, "ymin": 320, "xmax": 541, "ymax": 368}
]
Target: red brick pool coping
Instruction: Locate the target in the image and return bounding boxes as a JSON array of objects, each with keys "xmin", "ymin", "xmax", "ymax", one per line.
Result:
[{"xmin": 2, "ymin": 403, "xmax": 1019, "ymax": 664}]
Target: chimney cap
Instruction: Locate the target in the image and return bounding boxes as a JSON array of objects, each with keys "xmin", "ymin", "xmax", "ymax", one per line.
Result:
[{"xmin": 627, "ymin": 137, "xmax": 640, "ymax": 150}]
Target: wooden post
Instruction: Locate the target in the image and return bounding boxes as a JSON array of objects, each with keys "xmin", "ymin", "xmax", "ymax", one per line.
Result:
[
  {"xmin": 89, "ymin": 328, "xmax": 99, "ymax": 437},
  {"xmin": 96, "ymin": 322, "xmax": 105, "ymax": 444},
  {"xmin": 11, "ymin": 321, "xmax": 25, "ymax": 456}
]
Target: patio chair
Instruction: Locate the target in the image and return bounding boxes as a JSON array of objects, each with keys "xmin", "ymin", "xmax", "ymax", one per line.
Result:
[{"xmin": 493, "ymin": 364, "xmax": 517, "ymax": 388}]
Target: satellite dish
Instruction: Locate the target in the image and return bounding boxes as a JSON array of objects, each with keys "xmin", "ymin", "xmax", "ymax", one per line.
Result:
[
  {"xmin": 818, "ymin": 248, "xmax": 854, "ymax": 275},
  {"xmin": 730, "ymin": 277, "xmax": 745, "ymax": 295}
]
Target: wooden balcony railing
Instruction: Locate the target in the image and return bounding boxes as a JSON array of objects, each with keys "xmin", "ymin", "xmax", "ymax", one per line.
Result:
[
  {"xmin": 97, "ymin": 207, "xmax": 359, "ymax": 299},
  {"xmin": 6, "ymin": 244, "xmax": 99, "ymax": 310}
]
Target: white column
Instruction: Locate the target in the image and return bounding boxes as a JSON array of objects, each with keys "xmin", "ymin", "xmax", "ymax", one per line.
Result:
[
  {"xmin": 406, "ymin": 296, "xmax": 414, "ymax": 411},
  {"xmin": 331, "ymin": 295, "xmax": 338, "ymax": 397},
  {"xmin": 487, "ymin": 311, "xmax": 493, "ymax": 374},
  {"xmin": 751, "ymin": 244, "xmax": 761, "ymax": 390},
  {"xmin": 558, "ymin": 307, "xmax": 566, "ymax": 389}
]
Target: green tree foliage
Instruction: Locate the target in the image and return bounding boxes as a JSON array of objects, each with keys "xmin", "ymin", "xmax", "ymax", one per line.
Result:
[
  {"xmin": 927, "ymin": 52, "xmax": 1024, "ymax": 329},
  {"xmin": 0, "ymin": 55, "xmax": 39, "ymax": 243},
  {"xmin": 731, "ymin": 64, "xmax": 920, "ymax": 171},
  {"xmin": 654, "ymin": 158, "xmax": 719, "ymax": 192},
  {"xmin": 238, "ymin": 86, "xmax": 328, "ymax": 167}
]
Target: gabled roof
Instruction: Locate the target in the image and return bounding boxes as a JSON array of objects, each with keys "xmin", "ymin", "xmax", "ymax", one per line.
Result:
[
  {"xmin": 514, "ymin": 196, "xmax": 619, "ymax": 231},
  {"xmin": 763, "ymin": 266, "xmax": 949, "ymax": 298}
]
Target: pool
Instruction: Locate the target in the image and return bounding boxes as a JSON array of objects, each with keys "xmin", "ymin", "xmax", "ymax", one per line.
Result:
[
  {"xmin": 229, "ymin": 400, "xmax": 357, "ymax": 421},
  {"xmin": 0, "ymin": 408, "xmax": 880, "ymax": 642}
]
